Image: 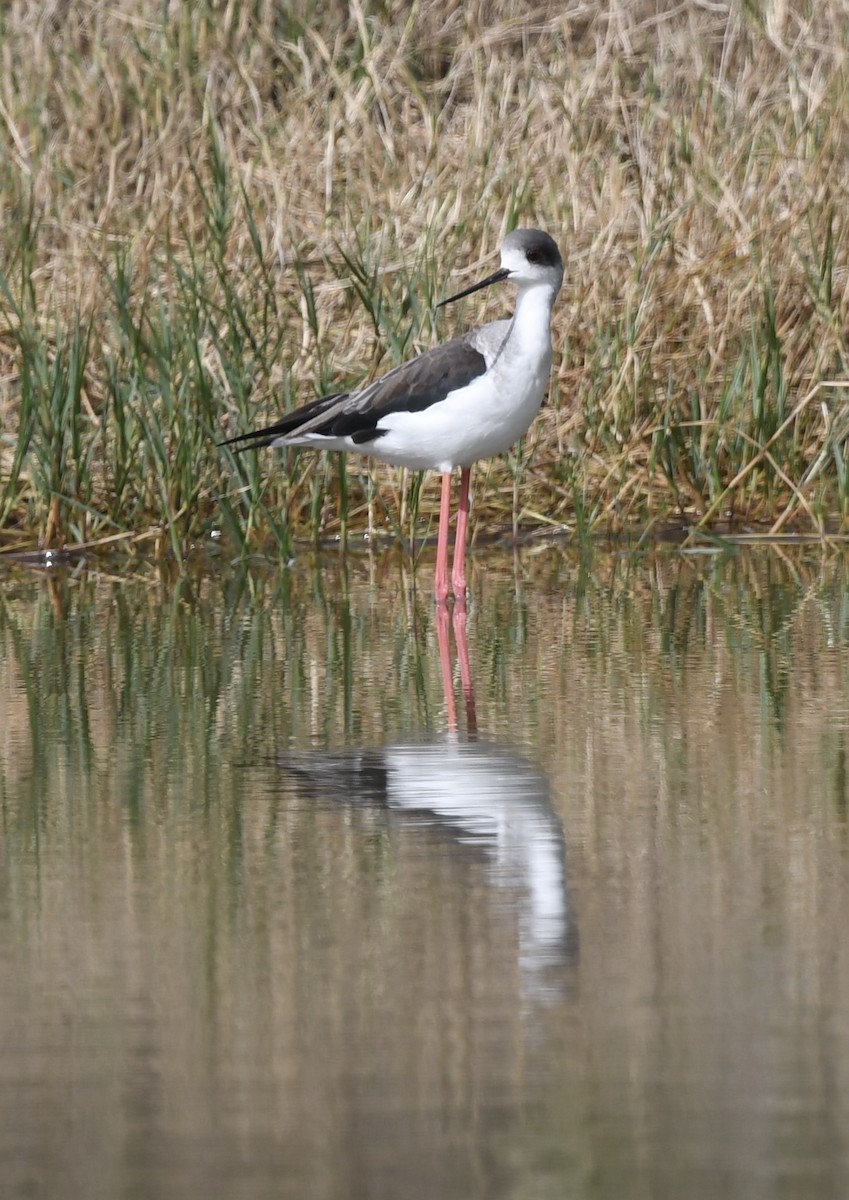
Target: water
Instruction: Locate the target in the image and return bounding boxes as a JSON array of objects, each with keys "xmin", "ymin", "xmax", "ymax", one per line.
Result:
[{"xmin": 2, "ymin": 545, "xmax": 849, "ymax": 1199}]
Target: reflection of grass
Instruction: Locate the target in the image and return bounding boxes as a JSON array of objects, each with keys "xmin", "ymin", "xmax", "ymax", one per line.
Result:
[
  {"xmin": 1, "ymin": 548, "xmax": 847, "ymax": 787},
  {"xmin": 2, "ymin": 3, "xmax": 849, "ymax": 554}
]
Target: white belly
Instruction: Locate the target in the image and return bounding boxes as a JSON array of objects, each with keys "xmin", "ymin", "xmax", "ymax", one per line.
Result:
[
  {"xmin": 361, "ymin": 349, "xmax": 551, "ymax": 472},
  {"xmin": 279, "ymin": 297, "xmax": 555, "ymax": 472}
]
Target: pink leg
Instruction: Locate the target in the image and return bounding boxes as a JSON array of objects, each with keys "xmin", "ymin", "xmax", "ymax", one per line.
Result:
[
  {"xmin": 436, "ymin": 603, "xmax": 458, "ymax": 732},
  {"xmin": 453, "ymin": 604, "xmax": 477, "ymax": 736},
  {"xmin": 451, "ymin": 467, "xmax": 472, "ymax": 603},
  {"xmin": 434, "ymin": 471, "xmax": 452, "ymax": 605}
]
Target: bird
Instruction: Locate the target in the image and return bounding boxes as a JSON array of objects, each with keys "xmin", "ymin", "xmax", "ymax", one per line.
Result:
[
  {"xmin": 275, "ymin": 738, "xmax": 574, "ymax": 992},
  {"xmin": 221, "ymin": 228, "xmax": 564, "ymax": 604}
]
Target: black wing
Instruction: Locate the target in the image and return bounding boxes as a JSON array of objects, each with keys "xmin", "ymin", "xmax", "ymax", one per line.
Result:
[
  {"xmin": 218, "ymin": 391, "xmax": 348, "ymax": 451},
  {"xmin": 219, "ymin": 335, "xmax": 487, "ymax": 452}
]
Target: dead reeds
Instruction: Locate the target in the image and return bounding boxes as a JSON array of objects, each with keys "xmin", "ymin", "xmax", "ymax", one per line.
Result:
[{"xmin": 1, "ymin": 0, "xmax": 849, "ymax": 554}]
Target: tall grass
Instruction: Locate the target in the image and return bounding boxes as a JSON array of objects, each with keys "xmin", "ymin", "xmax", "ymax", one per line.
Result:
[{"xmin": 2, "ymin": 0, "xmax": 849, "ymax": 555}]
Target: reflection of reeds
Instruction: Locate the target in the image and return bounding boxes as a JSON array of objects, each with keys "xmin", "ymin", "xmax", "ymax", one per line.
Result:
[
  {"xmin": 1, "ymin": 547, "xmax": 847, "ymax": 800},
  {"xmin": 2, "ymin": 552, "xmax": 849, "ymax": 1191},
  {"xmin": 1, "ymin": 4, "xmax": 849, "ymax": 552}
]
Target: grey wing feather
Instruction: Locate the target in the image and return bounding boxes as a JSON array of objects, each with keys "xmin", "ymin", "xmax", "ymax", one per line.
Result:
[
  {"xmin": 220, "ymin": 333, "xmax": 488, "ymax": 451},
  {"xmin": 329, "ymin": 334, "xmax": 488, "ymax": 440}
]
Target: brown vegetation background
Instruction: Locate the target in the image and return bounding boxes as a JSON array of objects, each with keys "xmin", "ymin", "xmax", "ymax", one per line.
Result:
[{"xmin": 1, "ymin": 1, "xmax": 849, "ymax": 547}]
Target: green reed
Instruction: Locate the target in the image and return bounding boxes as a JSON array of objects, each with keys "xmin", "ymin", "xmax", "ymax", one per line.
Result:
[{"xmin": 2, "ymin": 2, "xmax": 849, "ymax": 557}]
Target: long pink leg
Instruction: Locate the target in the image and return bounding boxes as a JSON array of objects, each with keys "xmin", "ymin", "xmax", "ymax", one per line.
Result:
[
  {"xmin": 434, "ymin": 471, "xmax": 452, "ymax": 605},
  {"xmin": 453, "ymin": 604, "xmax": 477, "ymax": 736},
  {"xmin": 436, "ymin": 603, "xmax": 458, "ymax": 732},
  {"xmin": 451, "ymin": 467, "xmax": 472, "ymax": 603}
]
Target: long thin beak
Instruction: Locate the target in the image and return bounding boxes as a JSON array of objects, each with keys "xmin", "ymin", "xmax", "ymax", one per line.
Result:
[{"xmin": 435, "ymin": 266, "xmax": 511, "ymax": 309}]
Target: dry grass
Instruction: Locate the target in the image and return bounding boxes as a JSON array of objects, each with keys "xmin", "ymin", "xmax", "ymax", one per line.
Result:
[{"xmin": 2, "ymin": 0, "xmax": 849, "ymax": 553}]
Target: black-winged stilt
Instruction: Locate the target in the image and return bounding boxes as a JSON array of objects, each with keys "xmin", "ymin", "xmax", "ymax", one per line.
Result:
[{"xmin": 221, "ymin": 228, "xmax": 564, "ymax": 604}]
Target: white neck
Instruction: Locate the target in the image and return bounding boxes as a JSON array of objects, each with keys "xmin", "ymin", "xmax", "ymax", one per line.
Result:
[{"xmin": 505, "ymin": 282, "xmax": 557, "ymax": 359}]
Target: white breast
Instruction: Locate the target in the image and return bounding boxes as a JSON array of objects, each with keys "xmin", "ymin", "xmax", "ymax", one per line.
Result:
[{"xmin": 371, "ymin": 289, "xmax": 555, "ymax": 472}]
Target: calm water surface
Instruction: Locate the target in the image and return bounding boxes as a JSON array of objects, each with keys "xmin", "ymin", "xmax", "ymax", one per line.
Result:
[{"xmin": 1, "ymin": 545, "xmax": 849, "ymax": 1199}]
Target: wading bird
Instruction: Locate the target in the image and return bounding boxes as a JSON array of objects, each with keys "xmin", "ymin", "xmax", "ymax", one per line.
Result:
[{"xmin": 221, "ymin": 228, "xmax": 564, "ymax": 604}]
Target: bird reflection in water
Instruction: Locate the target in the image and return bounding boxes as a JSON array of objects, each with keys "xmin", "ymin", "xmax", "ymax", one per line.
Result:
[{"xmin": 278, "ymin": 606, "xmax": 576, "ymax": 999}]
